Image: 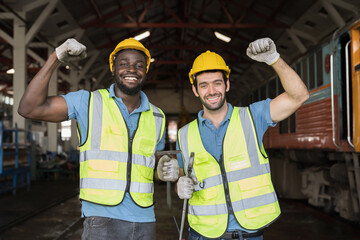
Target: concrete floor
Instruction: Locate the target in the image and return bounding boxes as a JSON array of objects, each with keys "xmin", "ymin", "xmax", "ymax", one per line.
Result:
[{"xmin": 0, "ymin": 179, "xmax": 359, "ymax": 240}]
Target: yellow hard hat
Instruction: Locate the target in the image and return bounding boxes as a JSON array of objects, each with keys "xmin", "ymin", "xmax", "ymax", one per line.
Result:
[
  {"xmin": 188, "ymin": 50, "xmax": 230, "ymax": 85},
  {"xmin": 109, "ymin": 38, "xmax": 151, "ymax": 73}
]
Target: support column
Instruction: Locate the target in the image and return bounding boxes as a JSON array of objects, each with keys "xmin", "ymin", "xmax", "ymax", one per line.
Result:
[
  {"xmin": 12, "ymin": 16, "xmax": 26, "ymax": 132},
  {"xmin": 47, "ymin": 47, "xmax": 58, "ymax": 153}
]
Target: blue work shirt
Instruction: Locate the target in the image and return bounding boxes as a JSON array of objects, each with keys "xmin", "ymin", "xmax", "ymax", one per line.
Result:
[
  {"xmin": 62, "ymin": 83, "xmax": 165, "ymax": 223},
  {"xmin": 176, "ymin": 99, "xmax": 276, "ymax": 232}
]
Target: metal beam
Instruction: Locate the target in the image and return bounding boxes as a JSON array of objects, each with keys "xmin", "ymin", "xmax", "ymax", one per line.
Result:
[
  {"xmin": 286, "ymin": 29, "xmax": 307, "ymax": 54},
  {"xmin": 0, "ymin": 29, "xmax": 13, "ymax": 45},
  {"xmin": 329, "ymin": 0, "xmax": 359, "ymax": 14},
  {"xmin": 84, "ymin": 22, "xmax": 289, "ymax": 29},
  {"xmin": 92, "ymin": 68, "xmax": 108, "ymax": 90},
  {"xmin": 89, "ymin": 0, "xmax": 103, "ymax": 21},
  {"xmin": 147, "ymin": 44, "xmax": 245, "ymax": 50},
  {"xmin": 25, "ymin": 0, "xmax": 60, "ymax": 45},
  {"xmin": 159, "ymin": 0, "xmax": 183, "ymax": 23},
  {"xmin": 77, "ymin": 50, "xmax": 100, "ymax": 82},
  {"xmin": 80, "ymin": 0, "xmax": 149, "ymax": 28},
  {"xmin": 22, "ymin": 0, "xmax": 49, "ymax": 12},
  {"xmin": 319, "ymin": 0, "xmax": 345, "ymax": 28},
  {"xmin": 225, "ymin": 0, "xmax": 290, "ymax": 28},
  {"xmin": 0, "ymin": 12, "xmax": 14, "ymax": 19},
  {"xmin": 290, "ymin": 27, "xmax": 318, "ymax": 44},
  {"xmin": 138, "ymin": 0, "xmax": 154, "ymax": 23},
  {"xmin": 55, "ymin": 29, "xmax": 85, "ymax": 43},
  {"xmin": 151, "ymin": 58, "xmax": 250, "ymax": 65}
]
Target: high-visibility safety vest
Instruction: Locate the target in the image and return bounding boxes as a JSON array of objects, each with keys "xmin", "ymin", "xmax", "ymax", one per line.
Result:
[
  {"xmin": 79, "ymin": 89, "xmax": 165, "ymax": 207},
  {"xmin": 178, "ymin": 107, "xmax": 280, "ymax": 238}
]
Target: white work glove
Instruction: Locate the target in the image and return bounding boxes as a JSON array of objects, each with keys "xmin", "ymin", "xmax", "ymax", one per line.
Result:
[
  {"xmin": 246, "ymin": 37, "xmax": 280, "ymax": 65},
  {"xmin": 157, "ymin": 155, "xmax": 179, "ymax": 182},
  {"xmin": 177, "ymin": 175, "xmax": 197, "ymax": 199},
  {"xmin": 55, "ymin": 38, "xmax": 87, "ymax": 63}
]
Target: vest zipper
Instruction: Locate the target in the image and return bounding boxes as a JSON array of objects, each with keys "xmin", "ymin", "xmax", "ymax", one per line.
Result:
[
  {"xmin": 124, "ymin": 115, "xmax": 141, "ymax": 193},
  {"xmin": 125, "ymin": 134, "xmax": 133, "ymax": 192},
  {"xmin": 219, "ymin": 153, "xmax": 234, "ymax": 215}
]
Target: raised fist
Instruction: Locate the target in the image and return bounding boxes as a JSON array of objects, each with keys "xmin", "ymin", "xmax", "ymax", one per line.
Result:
[
  {"xmin": 56, "ymin": 38, "xmax": 87, "ymax": 63},
  {"xmin": 246, "ymin": 37, "xmax": 280, "ymax": 65}
]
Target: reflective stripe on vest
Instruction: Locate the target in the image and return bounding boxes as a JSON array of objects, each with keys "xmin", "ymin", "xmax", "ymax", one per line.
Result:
[
  {"xmin": 79, "ymin": 89, "xmax": 164, "ymax": 206},
  {"xmin": 179, "ymin": 107, "xmax": 280, "ymax": 238}
]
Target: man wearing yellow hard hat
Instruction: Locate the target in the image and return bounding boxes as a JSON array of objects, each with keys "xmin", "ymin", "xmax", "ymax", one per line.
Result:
[
  {"xmin": 18, "ymin": 38, "xmax": 178, "ymax": 239},
  {"xmin": 173, "ymin": 38, "xmax": 309, "ymax": 239}
]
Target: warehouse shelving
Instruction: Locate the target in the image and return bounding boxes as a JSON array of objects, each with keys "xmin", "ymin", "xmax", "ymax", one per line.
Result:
[{"xmin": 0, "ymin": 121, "xmax": 32, "ymax": 194}]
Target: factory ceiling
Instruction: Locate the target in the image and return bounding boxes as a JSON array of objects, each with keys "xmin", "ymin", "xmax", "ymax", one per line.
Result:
[{"xmin": 0, "ymin": 0, "xmax": 359, "ymax": 105}]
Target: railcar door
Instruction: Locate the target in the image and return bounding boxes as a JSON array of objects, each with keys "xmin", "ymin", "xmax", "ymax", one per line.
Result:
[{"xmin": 350, "ymin": 22, "xmax": 360, "ymax": 152}]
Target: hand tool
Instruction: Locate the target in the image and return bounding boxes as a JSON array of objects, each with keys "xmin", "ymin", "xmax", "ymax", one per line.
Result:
[{"xmin": 179, "ymin": 152, "xmax": 194, "ymax": 240}]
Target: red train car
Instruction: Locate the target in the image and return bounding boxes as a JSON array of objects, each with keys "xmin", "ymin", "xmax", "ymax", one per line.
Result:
[{"xmin": 243, "ymin": 20, "xmax": 360, "ymax": 221}]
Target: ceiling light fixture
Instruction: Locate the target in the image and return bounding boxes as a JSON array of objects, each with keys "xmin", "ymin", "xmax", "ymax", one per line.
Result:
[
  {"xmin": 134, "ymin": 31, "xmax": 150, "ymax": 41},
  {"xmin": 6, "ymin": 68, "xmax": 15, "ymax": 74},
  {"xmin": 150, "ymin": 58, "xmax": 155, "ymax": 63},
  {"xmin": 214, "ymin": 31, "xmax": 231, "ymax": 43}
]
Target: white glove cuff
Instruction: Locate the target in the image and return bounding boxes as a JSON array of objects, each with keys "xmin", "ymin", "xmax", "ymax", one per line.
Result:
[
  {"xmin": 55, "ymin": 46, "xmax": 66, "ymax": 63},
  {"xmin": 266, "ymin": 52, "xmax": 280, "ymax": 65}
]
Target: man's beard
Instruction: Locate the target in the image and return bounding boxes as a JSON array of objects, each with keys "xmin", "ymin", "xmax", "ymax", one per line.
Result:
[
  {"xmin": 200, "ymin": 94, "xmax": 226, "ymax": 111},
  {"xmin": 115, "ymin": 76, "xmax": 145, "ymax": 96}
]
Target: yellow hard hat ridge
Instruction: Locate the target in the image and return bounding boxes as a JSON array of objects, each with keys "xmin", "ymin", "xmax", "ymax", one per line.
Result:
[
  {"xmin": 109, "ymin": 38, "xmax": 151, "ymax": 73},
  {"xmin": 188, "ymin": 50, "xmax": 230, "ymax": 85}
]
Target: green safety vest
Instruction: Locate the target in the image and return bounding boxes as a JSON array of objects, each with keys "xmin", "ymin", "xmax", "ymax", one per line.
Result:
[
  {"xmin": 178, "ymin": 107, "xmax": 280, "ymax": 238},
  {"xmin": 79, "ymin": 89, "xmax": 165, "ymax": 207}
]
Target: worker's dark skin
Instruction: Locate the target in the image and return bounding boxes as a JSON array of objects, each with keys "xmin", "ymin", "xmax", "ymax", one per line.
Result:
[{"xmin": 18, "ymin": 49, "xmax": 147, "ymax": 122}]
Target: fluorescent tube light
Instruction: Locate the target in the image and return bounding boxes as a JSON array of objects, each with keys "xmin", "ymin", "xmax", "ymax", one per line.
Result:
[
  {"xmin": 214, "ymin": 32, "xmax": 231, "ymax": 43},
  {"xmin": 6, "ymin": 68, "xmax": 15, "ymax": 74},
  {"xmin": 134, "ymin": 31, "xmax": 150, "ymax": 41}
]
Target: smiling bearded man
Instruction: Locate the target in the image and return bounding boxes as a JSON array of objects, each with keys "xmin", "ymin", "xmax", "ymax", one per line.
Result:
[{"xmin": 17, "ymin": 37, "xmax": 179, "ymax": 240}]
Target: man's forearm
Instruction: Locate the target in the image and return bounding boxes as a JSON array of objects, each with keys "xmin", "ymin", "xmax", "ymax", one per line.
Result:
[{"xmin": 272, "ymin": 57, "xmax": 309, "ymax": 103}]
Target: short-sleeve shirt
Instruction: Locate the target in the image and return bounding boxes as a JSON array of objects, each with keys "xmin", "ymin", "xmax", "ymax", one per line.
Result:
[
  {"xmin": 61, "ymin": 83, "xmax": 165, "ymax": 222},
  {"xmin": 176, "ymin": 99, "xmax": 276, "ymax": 232}
]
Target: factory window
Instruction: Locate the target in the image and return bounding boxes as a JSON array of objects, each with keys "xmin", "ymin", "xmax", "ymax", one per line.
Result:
[
  {"xmin": 249, "ymin": 92, "xmax": 255, "ymax": 104},
  {"xmin": 309, "ymin": 54, "xmax": 315, "ymax": 89},
  {"xmin": 61, "ymin": 120, "xmax": 71, "ymax": 141},
  {"xmin": 296, "ymin": 62, "xmax": 301, "ymax": 78},
  {"xmin": 278, "ymin": 77, "xmax": 284, "ymax": 94},
  {"xmin": 239, "ymin": 94, "xmax": 250, "ymax": 106},
  {"xmin": 279, "ymin": 118, "xmax": 288, "ymax": 134},
  {"xmin": 253, "ymin": 90, "xmax": 259, "ymax": 102},
  {"xmin": 290, "ymin": 113, "xmax": 296, "ymax": 133},
  {"xmin": 268, "ymin": 79, "xmax": 276, "ymax": 99},
  {"xmin": 279, "ymin": 113, "xmax": 296, "ymax": 134},
  {"xmin": 302, "ymin": 58, "xmax": 308, "ymax": 88},
  {"xmin": 316, "ymin": 50, "xmax": 323, "ymax": 87}
]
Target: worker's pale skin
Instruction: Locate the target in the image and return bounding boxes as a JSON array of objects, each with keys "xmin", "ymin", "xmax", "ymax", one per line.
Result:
[
  {"xmin": 178, "ymin": 57, "xmax": 310, "ymax": 178},
  {"xmin": 192, "ymin": 57, "xmax": 309, "ymax": 130}
]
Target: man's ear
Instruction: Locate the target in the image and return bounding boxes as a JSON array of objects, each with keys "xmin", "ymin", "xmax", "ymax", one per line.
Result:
[
  {"xmin": 225, "ymin": 79, "xmax": 230, "ymax": 92},
  {"xmin": 192, "ymin": 85, "xmax": 199, "ymax": 97}
]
